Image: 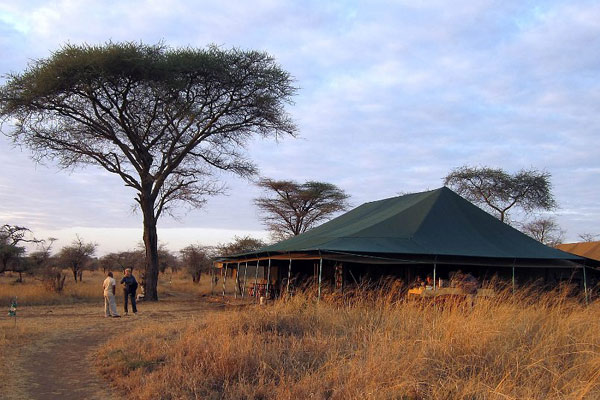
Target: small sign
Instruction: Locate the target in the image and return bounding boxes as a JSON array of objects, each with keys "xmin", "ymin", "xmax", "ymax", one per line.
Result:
[{"xmin": 8, "ymin": 298, "xmax": 17, "ymax": 317}]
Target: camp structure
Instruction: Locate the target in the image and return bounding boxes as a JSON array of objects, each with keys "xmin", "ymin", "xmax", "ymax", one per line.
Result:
[
  {"xmin": 216, "ymin": 187, "xmax": 598, "ymax": 300},
  {"xmin": 556, "ymin": 241, "xmax": 600, "ymax": 263}
]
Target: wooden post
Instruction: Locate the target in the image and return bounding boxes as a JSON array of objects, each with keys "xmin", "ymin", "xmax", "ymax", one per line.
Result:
[
  {"xmin": 254, "ymin": 260, "xmax": 260, "ymax": 302},
  {"xmin": 318, "ymin": 255, "xmax": 323, "ymax": 301},
  {"xmin": 266, "ymin": 258, "xmax": 271, "ymax": 300},
  {"xmin": 222, "ymin": 263, "xmax": 228, "ymax": 297},
  {"xmin": 234, "ymin": 262, "xmax": 240, "ymax": 299},
  {"xmin": 287, "ymin": 257, "xmax": 292, "ymax": 295},
  {"xmin": 241, "ymin": 262, "xmax": 248, "ymax": 299},
  {"xmin": 210, "ymin": 263, "xmax": 215, "ymax": 295},
  {"xmin": 512, "ymin": 265, "xmax": 515, "ymax": 295},
  {"xmin": 583, "ymin": 265, "xmax": 589, "ymax": 305}
]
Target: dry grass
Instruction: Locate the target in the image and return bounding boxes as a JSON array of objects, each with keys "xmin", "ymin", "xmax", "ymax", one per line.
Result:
[
  {"xmin": 96, "ymin": 285, "xmax": 600, "ymax": 400},
  {"xmin": 0, "ymin": 271, "xmax": 104, "ymax": 306},
  {"xmin": 0, "ymin": 269, "xmax": 213, "ymax": 306},
  {"xmin": 158, "ymin": 270, "xmax": 213, "ymax": 297}
]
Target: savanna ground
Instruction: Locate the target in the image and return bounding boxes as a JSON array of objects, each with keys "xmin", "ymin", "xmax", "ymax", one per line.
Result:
[{"xmin": 2, "ymin": 271, "xmax": 600, "ymax": 399}]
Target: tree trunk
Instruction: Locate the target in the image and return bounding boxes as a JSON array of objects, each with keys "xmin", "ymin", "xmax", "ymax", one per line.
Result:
[
  {"xmin": 72, "ymin": 268, "xmax": 78, "ymax": 282},
  {"xmin": 141, "ymin": 194, "xmax": 160, "ymax": 301}
]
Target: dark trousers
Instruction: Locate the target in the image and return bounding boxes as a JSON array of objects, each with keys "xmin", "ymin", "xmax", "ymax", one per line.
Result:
[{"xmin": 124, "ymin": 289, "xmax": 137, "ymax": 313}]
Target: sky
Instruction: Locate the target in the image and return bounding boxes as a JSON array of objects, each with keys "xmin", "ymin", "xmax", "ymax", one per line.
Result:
[{"xmin": 0, "ymin": 0, "xmax": 599, "ymax": 255}]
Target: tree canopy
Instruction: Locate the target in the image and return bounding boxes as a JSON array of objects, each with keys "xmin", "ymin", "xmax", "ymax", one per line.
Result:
[
  {"xmin": 57, "ymin": 236, "xmax": 97, "ymax": 282},
  {"xmin": 180, "ymin": 244, "xmax": 213, "ymax": 283},
  {"xmin": 0, "ymin": 224, "xmax": 39, "ymax": 276},
  {"xmin": 444, "ymin": 166, "xmax": 556, "ymax": 223},
  {"xmin": 217, "ymin": 235, "xmax": 267, "ymax": 256},
  {"xmin": 255, "ymin": 179, "xmax": 350, "ymax": 240},
  {"xmin": 0, "ymin": 42, "xmax": 297, "ymax": 300}
]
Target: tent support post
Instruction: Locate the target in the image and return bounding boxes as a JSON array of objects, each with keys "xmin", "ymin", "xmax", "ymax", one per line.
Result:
[
  {"xmin": 222, "ymin": 263, "xmax": 228, "ymax": 298},
  {"xmin": 512, "ymin": 265, "xmax": 515, "ymax": 295},
  {"xmin": 433, "ymin": 263, "xmax": 437, "ymax": 291},
  {"xmin": 234, "ymin": 262, "xmax": 240, "ymax": 299},
  {"xmin": 254, "ymin": 260, "xmax": 260, "ymax": 302},
  {"xmin": 241, "ymin": 262, "xmax": 248, "ymax": 299},
  {"xmin": 210, "ymin": 264, "xmax": 215, "ymax": 295},
  {"xmin": 266, "ymin": 258, "xmax": 271, "ymax": 300},
  {"xmin": 287, "ymin": 257, "xmax": 292, "ymax": 296},
  {"xmin": 583, "ymin": 265, "xmax": 589, "ymax": 305},
  {"xmin": 318, "ymin": 255, "xmax": 323, "ymax": 301}
]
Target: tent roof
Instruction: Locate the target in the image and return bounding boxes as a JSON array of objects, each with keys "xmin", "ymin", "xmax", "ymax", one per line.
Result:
[
  {"xmin": 556, "ymin": 241, "xmax": 600, "ymax": 262},
  {"xmin": 224, "ymin": 187, "xmax": 583, "ymax": 264}
]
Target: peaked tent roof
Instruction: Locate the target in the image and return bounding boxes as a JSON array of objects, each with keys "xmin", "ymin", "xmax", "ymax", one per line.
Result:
[{"xmin": 225, "ymin": 187, "xmax": 584, "ymax": 264}]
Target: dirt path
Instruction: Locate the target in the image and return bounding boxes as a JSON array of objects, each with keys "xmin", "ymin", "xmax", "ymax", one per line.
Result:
[{"xmin": 2, "ymin": 295, "xmax": 227, "ymax": 400}]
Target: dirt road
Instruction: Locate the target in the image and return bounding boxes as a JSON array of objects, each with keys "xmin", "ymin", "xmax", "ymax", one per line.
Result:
[{"xmin": 1, "ymin": 296, "xmax": 224, "ymax": 400}]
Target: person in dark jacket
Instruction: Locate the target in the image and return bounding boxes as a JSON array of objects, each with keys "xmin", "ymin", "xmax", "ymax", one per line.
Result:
[{"xmin": 120, "ymin": 268, "xmax": 138, "ymax": 315}]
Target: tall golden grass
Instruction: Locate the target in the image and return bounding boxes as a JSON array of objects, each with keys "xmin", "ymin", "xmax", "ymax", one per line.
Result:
[
  {"xmin": 0, "ymin": 271, "xmax": 103, "ymax": 306},
  {"xmin": 0, "ymin": 269, "xmax": 213, "ymax": 306},
  {"xmin": 97, "ymin": 284, "xmax": 600, "ymax": 400}
]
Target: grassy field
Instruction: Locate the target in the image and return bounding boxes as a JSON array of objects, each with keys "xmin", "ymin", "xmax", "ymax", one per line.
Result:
[
  {"xmin": 3, "ymin": 272, "xmax": 600, "ymax": 399},
  {"xmin": 0, "ymin": 269, "xmax": 213, "ymax": 306},
  {"xmin": 96, "ymin": 285, "xmax": 600, "ymax": 400},
  {"xmin": 0, "ymin": 269, "xmax": 216, "ymax": 399}
]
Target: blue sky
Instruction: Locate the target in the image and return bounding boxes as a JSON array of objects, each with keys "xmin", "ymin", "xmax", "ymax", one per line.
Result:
[{"xmin": 1, "ymin": 0, "xmax": 599, "ymax": 254}]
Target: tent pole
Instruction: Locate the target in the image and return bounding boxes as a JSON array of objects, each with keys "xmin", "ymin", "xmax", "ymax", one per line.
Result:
[
  {"xmin": 583, "ymin": 265, "xmax": 589, "ymax": 305},
  {"xmin": 241, "ymin": 262, "xmax": 248, "ymax": 299},
  {"xmin": 254, "ymin": 260, "xmax": 260, "ymax": 302},
  {"xmin": 266, "ymin": 257, "xmax": 272, "ymax": 300},
  {"xmin": 433, "ymin": 263, "xmax": 437, "ymax": 291},
  {"xmin": 234, "ymin": 262, "xmax": 240, "ymax": 299},
  {"xmin": 222, "ymin": 263, "xmax": 228, "ymax": 298},
  {"xmin": 287, "ymin": 257, "xmax": 292, "ymax": 296},
  {"xmin": 512, "ymin": 265, "xmax": 515, "ymax": 295},
  {"xmin": 318, "ymin": 255, "xmax": 323, "ymax": 301},
  {"xmin": 210, "ymin": 263, "xmax": 215, "ymax": 295}
]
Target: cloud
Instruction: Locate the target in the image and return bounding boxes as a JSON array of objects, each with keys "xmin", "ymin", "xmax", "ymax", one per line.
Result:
[{"xmin": 1, "ymin": 0, "xmax": 599, "ymax": 249}]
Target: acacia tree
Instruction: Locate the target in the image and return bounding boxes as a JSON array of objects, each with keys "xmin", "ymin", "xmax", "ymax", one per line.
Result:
[
  {"xmin": 521, "ymin": 217, "xmax": 565, "ymax": 247},
  {"xmin": 180, "ymin": 244, "xmax": 213, "ymax": 283},
  {"xmin": 255, "ymin": 179, "xmax": 350, "ymax": 240},
  {"xmin": 217, "ymin": 235, "xmax": 267, "ymax": 256},
  {"xmin": 58, "ymin": 236, "xmax": 97, "ymax": 282},
  {"xmin": 444, "ymin": 166, "xmax": 556, "ymax": 223},
  {"xmin": 578, "ymin": 233, "xmax": 599, "ymax": 242},
  {"xmin": 0, "ymin": 224, "xmax": 40, "ymax": 280},
  {"xmin": 0, "ymin": 42, "xmax": 296, "ymax": 300},
  {"xmin": 99, "ymin": 250, "xmax": 144, "ymax": 274}
]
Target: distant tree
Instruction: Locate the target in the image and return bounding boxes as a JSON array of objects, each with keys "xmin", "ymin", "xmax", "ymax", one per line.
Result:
[
  {"xmin": 0, "ymin": 224, "xmax": 40, "ymax": 280},
  {"xmin": 158, "ymin": 245, "xmax": 179, "ymax": 274},
  {"xmin": 444, "ymin": 166, "xmax": 556, "ymax": 223},
  {"xmin": 217, "ymin": 235, "xmax": 267, "ymax": 256},
  {"xmin": 28, "ymin": 238, "xmax": 67, "ymax": 292},
  {"xmin": 99, "ymin": 250, "xmax": 145, "ymax": 274},
  {"xmin": 578, "ymin": 233, "xmax": 599, "ymax": 242},
  {"xmin": 58, "ymin": 236, "xmax": 97, "ymax": 282},
  {"xmin": 0, "ymin": 42, "xmax": 296, "ymax": 300},
  {"xmin": 255, "ymin": 179, "xmax": 350, "ymax": 240},
  {"xmin": 28, "ymin": 238, "xmax": 56, "ymax": 273},
  {"xmin": 521, "ymin": 217, "xmax": 565, "ymax": 247},
  {"xmin": 180, "ymin": 244, "xmax": 213, "ymax": 283}
]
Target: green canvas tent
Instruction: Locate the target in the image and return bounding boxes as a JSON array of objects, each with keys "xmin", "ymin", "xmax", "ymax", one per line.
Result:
[
  {"xmin": 222, "ymin": 187, "xmax": 584, "ymax": 266},
  {"xmin": 217, "ymin": 187, "xmax": 596, "ymax": 298}
]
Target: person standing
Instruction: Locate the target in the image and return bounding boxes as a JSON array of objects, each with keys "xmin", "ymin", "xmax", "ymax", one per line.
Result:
[
  {"xmin": 103, "ymin": 271, "xmax": 120, "ymax": 318},
  {"xmin": 120, "ymin": 268, "xmax": 138, "ymax": 316}
]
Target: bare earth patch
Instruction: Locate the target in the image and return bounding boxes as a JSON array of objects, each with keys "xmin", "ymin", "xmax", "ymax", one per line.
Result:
[{"xmin": 1, "ymin": 294, "xmax": 225, "ymax": 400}]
